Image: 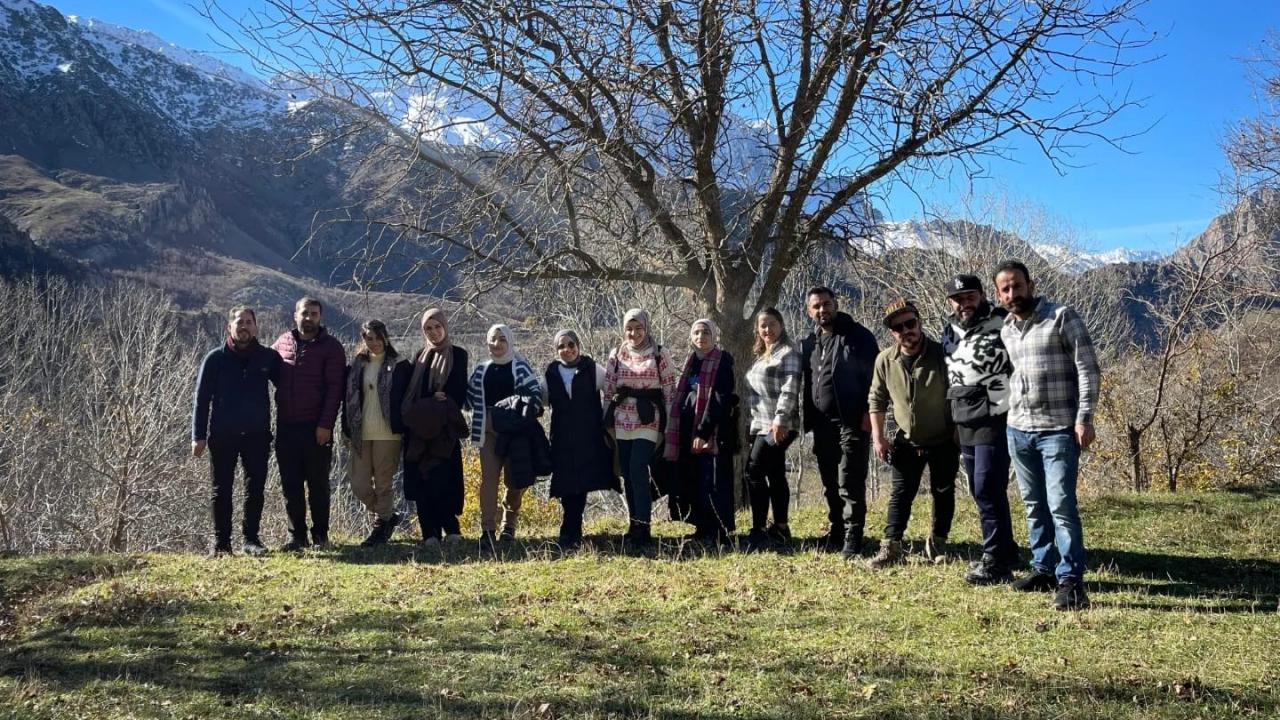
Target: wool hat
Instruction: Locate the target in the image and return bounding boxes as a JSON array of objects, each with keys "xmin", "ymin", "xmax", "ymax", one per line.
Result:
[{"xmin": 882, "ymin": 298, "xmax": 919, "ymax": 328}]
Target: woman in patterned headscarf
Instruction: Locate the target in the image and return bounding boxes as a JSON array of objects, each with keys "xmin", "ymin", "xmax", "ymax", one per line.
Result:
[
  {"xmin": 665, "ymin": 319, "xmax": 738, "ymax": 544},
  {"xmin": 602, "ymin": 309, "xmax": 678, "ymax": 547}
]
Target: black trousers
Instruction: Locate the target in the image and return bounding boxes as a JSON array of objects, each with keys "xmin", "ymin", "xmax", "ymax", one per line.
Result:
[
  {"xmin": 559, "ymin": 493, "xmax": 587, "ymax": 543},
  {"xmin": 406, "ymin": 443, "xmax": 464, "ymax": 540},
  {"xmin": 276, "ymin": 422, "xmax": 333, "ymax": 543},
  {"xmin": 746, "ymin": 432, "xmax": 796, "ymax": 530},
  {"xmin": 963, "ymin": 438, "xmax": 1019, "ymax": 564},
  {"xmin": 811, "ymin": 414, "xmax": 870, "ymax": 538},
  {"xmin": 208, "ymin": 432, "xmax": 270, "ymax": 547},
  {"xmin": 884, "ymin": 439, "xmax": 958, "ymax": 541}
]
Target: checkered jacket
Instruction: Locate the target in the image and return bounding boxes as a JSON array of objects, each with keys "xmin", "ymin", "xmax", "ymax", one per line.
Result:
[
  {"xmin": 1001, "ymin": 298, "xmax": 1101, "ymax": 432},
  {"xmin": 745, "ymin": 343, "xmax": 803, "ymax": 434}
]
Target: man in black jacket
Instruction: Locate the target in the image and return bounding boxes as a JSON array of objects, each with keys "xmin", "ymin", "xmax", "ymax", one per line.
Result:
[
  {"xmin": 192, "ymin": 306, "xmax": 281, "ymax": 557},
  {"xmin": 801, "ymin": 287, "xmax": 879, "ymax": 559}
]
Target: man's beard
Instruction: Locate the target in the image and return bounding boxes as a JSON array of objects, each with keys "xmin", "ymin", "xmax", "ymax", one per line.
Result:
[
  {"xmin": 958, "ymin": 300, "xmax": 991, "ymax": 329},
  {"xmin": 1007, "ymin": 295, "xmax": 1035, "ymax": 315}
]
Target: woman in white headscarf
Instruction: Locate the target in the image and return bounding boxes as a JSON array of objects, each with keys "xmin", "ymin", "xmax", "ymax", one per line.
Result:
[
  {"xmin": 664, "ymin": 319, "xmax": 738, "ymax": 544},
  {"xmin": 601, "ymin": 309, "xmax": 678, "ymax": 547},
  {"xmin": 466, "ymin": 323, "xmax": 543, "ymax": 546},
  {"xmin": 544, "ymin": 329, "xmax": 618, "ymax": 549}
]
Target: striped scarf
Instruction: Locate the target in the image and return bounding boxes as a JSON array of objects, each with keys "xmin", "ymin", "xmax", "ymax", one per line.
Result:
[{"xmin": 664, "ymin": 347, "xmax": 721, "ymax": 459}]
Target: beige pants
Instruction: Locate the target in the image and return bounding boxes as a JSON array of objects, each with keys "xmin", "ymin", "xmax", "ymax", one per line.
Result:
[
  {"xmin": 349, "ymin": 438, "xmax": 402, "ymax": 520},
  {"xmin": 479, "ymin": 425, "xmax": 525, "ymax": 534}
]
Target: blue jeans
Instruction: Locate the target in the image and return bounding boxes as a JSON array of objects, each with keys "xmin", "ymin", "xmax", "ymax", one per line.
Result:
[
  {"xmin": 1007, "ymin": 428, "xmax": 1086, "ymax": 581},
  {"xmin": 618, "ymin": 438, "xmax": 655, "ymax": 526}
]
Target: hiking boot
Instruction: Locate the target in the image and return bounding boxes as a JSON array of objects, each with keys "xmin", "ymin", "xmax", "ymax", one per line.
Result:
[
  {"xmin": 499, "ymin": 528, "xmax": 516, "ymax": 543},
  {"xmin": 311, "ymin": 534, "xmax": 330, "ymax": 550},
  {"xmin": 384, "ymin": 512, "xmax": 403, "ymax": 541},
  {"xmin": 420, "ymin": 536, "xmax": 441, "ymax": 551},
  {"xmin": 443, "ymin": 533, "xmax": 465, "ymax": 547},
  {"xmin": 622, "ymin": 523, "xmax": 652, "ymax": 549},
  {"xmin": 744, "ymin": 528, "xmax": 770, "ymax": 553},
  {"xmin": 242, "ymin": 538, "xmax": 268, "ymax": 557},
  {"xmin": 819, "ymin": 526, "xmax": 846, "ymax": 552},
  {"xmin": 924, "ymin": 534, "xmax": 948, "ymax": 564},
  {"xmin": 360, "ymin": 520, "xmax": 389, "ymax": 548},
  {"xmin": 1011, "ymin": 569, "xmax": 1058, "ymax": 592},
  {"xmin": 280, "ymin": 538, "xmax": 309, "ymax": 553},
  {"xmin": 1053, "ymin": 578, "xmax": 1091, "ymax": 611},
  {"xmin": 840, "ymin": 531, "xmax": 865, "ymax": 561},
  {"xmin": 765, "ymin": 523, "xmax": 792, "ymax": 545},
  {"xmin": 868, "ymin": 539, "xmax": 905, "ymax": 569},
  {"xmin": 964, "ymin": 555, "xmax": 1014, "ymax": 586},
  {"xmin": 207, "ymin": 544, "xmax": 233, "ymax": 559}
]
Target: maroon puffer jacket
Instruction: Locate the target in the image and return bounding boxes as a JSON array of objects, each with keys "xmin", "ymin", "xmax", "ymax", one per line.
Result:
[{"xmin": 272, "ymin": 328, "xmax": 346, "ymax": 429}]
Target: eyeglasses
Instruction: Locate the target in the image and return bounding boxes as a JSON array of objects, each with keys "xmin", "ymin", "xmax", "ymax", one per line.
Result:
[{"xmin": 890, "ymin": 317, "xmax": 919, "ymax": 333}]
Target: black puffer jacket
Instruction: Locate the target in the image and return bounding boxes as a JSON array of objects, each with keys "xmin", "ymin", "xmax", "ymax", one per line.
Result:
[{"xmin": 490, "ymin": 395, "xmax": 553, "ymax": 489}]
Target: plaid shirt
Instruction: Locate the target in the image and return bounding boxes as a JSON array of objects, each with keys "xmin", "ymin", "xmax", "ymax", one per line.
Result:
[
  {"xmin": 1001, "ymin": 298, "xmax": 1101, "ymax": 432},
  {"xmin": 745, "ymin": 343, "xmax": 803, "ymax": 433}
]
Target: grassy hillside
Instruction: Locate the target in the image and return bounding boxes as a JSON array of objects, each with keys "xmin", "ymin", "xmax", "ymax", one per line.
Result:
[{"xmin": 1, "ymin": 491, "xmax": 1277, "ymax": 719}]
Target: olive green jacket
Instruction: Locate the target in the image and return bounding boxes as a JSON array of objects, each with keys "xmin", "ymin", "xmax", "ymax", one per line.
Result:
[{"xmin": 867, "ymin": 337, "xmax": 953, "ymax": 447}]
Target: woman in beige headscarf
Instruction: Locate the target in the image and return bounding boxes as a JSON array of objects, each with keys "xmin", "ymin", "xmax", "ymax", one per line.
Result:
[{"xmin": 401, "ymin": 308, "xmax": 470, "ymax": 548}]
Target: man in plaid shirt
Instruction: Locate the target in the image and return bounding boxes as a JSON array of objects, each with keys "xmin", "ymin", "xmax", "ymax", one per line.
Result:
[{"xmin": 995, "ymin": 260, "xmax": 1100, "ymax": 611}]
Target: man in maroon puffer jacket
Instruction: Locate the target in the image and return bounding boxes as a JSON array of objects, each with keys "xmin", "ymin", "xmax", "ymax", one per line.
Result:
[{"xmin": 272, "ymin": 297, "xmax": 346, "ymax": 550}]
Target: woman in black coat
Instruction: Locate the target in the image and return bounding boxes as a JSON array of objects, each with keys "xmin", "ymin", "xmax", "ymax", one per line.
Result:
[
  {"xmin": 401, "ymin": 308, "xmax": 470, "ymax": 548},
  {"xmin": 545, "ymin": 329, "xmax": 618, "ymax": 549},
  {"xmin": 664, "ymin": 319, "xmax": 737, "ymax": 543}
]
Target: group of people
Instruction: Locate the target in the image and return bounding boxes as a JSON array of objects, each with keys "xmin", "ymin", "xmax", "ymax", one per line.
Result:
[{"xmin": 191, "ymin": 259, "xmax": 1101, "ymax": 610}]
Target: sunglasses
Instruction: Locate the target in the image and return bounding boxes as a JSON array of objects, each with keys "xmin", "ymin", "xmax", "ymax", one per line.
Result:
[{"xmin": 890, "ymin": 317, "xmax": 919, "ymax": 333}]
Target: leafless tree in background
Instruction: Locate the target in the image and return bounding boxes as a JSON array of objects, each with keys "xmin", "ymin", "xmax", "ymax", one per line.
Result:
[{"xmin": 210, "ymin": 0, "xmax": 1152, "ymax": 365}]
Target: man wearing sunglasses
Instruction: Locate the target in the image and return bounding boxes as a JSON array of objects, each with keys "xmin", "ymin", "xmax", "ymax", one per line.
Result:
[{"xmin": 867, "ymin": 299, "xmax": 958, "ymax": 569}]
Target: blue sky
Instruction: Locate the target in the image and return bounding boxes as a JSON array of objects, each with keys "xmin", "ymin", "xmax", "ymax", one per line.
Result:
[{"xmin": 46, "ymin": 0, "xmax": 1280, "ymax": 254}]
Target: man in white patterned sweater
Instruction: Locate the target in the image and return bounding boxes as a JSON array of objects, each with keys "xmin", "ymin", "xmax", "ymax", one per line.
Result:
[{"xmin": 940, "ymin": 274, "xmax": 1020, "ymax": 585}]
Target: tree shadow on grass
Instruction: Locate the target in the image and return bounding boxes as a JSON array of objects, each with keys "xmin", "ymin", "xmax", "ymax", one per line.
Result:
[
  {"xmin": 4, "ymin": 597, "xmax": 1277, "ymax": 719},
  {"xmin": 1087, "ymin": 548, "xmax": 1279, "ymax": 612}
]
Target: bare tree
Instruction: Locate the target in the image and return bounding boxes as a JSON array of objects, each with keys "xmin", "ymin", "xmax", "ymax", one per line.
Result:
[{"xmin": 211, "ymin": 0, "xmax": 1151, "ymax": 362}]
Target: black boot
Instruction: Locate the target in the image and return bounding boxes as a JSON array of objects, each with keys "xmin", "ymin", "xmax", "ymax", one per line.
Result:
[
  {"xmin": 360, "ymin": 518, "xmax": 389, "ymax": 548},
  {"xmin": 840, "ymin": 529, "xmax": 864, "ymax": 560},
  {"xmin": 819, "ymin": 525, "xmax": 845, "ymax": 552}
]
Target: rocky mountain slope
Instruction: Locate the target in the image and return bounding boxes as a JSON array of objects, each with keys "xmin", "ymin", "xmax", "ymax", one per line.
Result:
[{"xmin": 3, "ymin": 0, "xmax": 1269, "ymax": 344}]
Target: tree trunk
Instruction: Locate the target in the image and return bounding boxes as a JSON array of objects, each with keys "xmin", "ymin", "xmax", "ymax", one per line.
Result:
[{"xmin": 1126, "ymin": 423, "xmax": 1146, "ymax": 492}]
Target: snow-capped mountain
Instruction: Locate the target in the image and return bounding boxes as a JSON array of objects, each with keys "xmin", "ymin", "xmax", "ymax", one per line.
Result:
[
  {"xmin": 0, "ymin": 0, "xmax": 281, "ymax": 132},
  {"xmin": 864, "ymin": 220, "xmax": 1165, "ymax": 273}
]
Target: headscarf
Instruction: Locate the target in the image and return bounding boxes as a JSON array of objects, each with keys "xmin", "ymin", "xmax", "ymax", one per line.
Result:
[
  {"xmin": 553, "ymin": 329, "xmax": 582, "ymax": 367},
  {"xmin": 689, "ymin": 318, "xmax": 719, "ymax": 360},
  {"xmin": 487, "ymin": 324, "xmax": 516, "ymax": 365},
  {"xmin": 405, "ymin": 308, "xmax": 452, "ymax": 412},
  {"xmin": 622, "ymin": 308, "xmax": 653, "ymax": 352}
]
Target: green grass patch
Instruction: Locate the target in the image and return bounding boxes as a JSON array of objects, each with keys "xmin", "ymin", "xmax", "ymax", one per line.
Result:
[{"xmin": 1, "ymin": 492, "xmax": 1278, "ymax": 718}]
